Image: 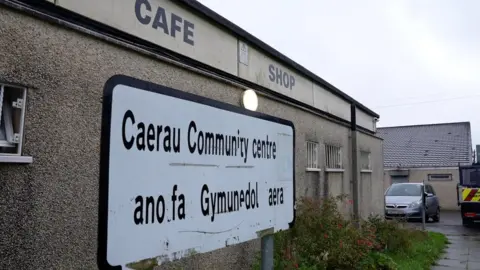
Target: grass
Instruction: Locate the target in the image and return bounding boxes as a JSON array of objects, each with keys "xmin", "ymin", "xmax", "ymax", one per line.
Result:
[{"xmin": 387, "ymin": 231, "xmax": 448, "ymax": 270}]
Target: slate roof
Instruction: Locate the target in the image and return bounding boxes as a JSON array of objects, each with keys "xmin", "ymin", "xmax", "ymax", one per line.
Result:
[{"xmin": 377, "ymin": 122, "xmax": 472, "ymax": 168}]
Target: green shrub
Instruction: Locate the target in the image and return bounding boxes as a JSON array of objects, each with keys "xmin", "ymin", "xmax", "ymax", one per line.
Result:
[
  {"xmin": 293, "ymin": 196, "xmax": 378, "ymax": 268},
  {"xmin": 362, "ymin": 215, "xmax": 416, "ymax": 253},
  {"xmin": 358, "ymin": 252, "xmax": 398, "ymax": 270},
  {"xmin": 253, "ymin": 195, "xmax": 425, "ymax": 270}
]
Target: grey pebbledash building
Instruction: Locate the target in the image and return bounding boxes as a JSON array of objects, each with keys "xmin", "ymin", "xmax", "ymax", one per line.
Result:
[
  {"xmin": 1, "ymin": 0, "xmax": 384, "ymax": 269},
  {"xmin": 377, "ymin": 122, "xmax": 473, "ymax": 210}
]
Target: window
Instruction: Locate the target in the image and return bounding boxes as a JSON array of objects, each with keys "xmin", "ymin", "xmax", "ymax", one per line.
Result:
[
  {"xmin": 425, "ymin": 185, "xmax": 436, "ymax": 195},
  {"xmin": 428, "ymin": 174, "xmax": 452, "ymax": 181},
  {"xmin": 0, "ymin": 84, "xmax": 30, "ymax": 163},
  {"xmin": 325, "ymin": 144, "xmax": 342, "ymax": 169},
  {"xmin": 306, "ymin": 141, "xmax": 320, "ymax": 171},
  {"xmin": 386, "ymin": 183, "xmax": 422, "ymax": 196},
  {"xmin": 468, "ymin": 170, "xmax": 480, "ymax": 185},
  {"xmin": 360, "ymin": 150, "xmax": 371, "ymax": 171},
  {"xmin": 460, "ymin": 168, "xmax": 480, "ymax": 185}
]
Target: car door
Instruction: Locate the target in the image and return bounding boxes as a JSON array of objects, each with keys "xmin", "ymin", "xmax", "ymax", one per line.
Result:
[
  {"xmin": 429, "ymin": 185, "xmax": 440, "ymax": 211},
  {"xmin": 425, "ymin": 185, "xmax": 436, "ymax": 215}
]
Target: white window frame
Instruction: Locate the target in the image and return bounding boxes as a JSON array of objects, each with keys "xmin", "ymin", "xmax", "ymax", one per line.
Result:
[
  {"xmin": 360, "ymin": 150, "xmax": 372, "ymax": 172},
  {"xmin": 325, "ymin": 144, "xmax": 343, "ymax": 171},
  {"xmin": 0, "ymin": 83, "xmax": 32, "ymax": 163},
  {"xmin": 428, "ymin": 174, "xmax": 452, "ymax": 181},
  {"xmin": 306, "ymin": 141, "xmax": 320, "ymax": 172}
]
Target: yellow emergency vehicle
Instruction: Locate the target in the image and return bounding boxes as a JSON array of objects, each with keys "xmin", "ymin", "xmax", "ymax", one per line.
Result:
[{"xmin": 457, "ymin": 164, "xmax": 480, "ymax": 226}]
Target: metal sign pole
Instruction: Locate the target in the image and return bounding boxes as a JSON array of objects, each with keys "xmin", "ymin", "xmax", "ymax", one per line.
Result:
[
  {"xmin": 261, "ymin": 234, "xmax": 274, "ymax": 270},
  {"xmin": 421, "ymin": 182, "xmax": 426, "ymax": 230}
]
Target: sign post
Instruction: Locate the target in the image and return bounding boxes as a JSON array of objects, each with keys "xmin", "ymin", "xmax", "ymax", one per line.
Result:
[
  {"xmin": 261, "ymin": 234, "xmax": 274, "ymax": 270},
  {"xmin": 421, "ymin": 181, "xmax": 426, "ymax": 231},
  {"xmin": 98, "ymin": 75, "xmax": 295, "ymax": 269}
]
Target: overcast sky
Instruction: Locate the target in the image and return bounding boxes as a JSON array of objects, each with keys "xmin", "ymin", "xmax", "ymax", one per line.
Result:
[{"xmin": 198, "ymin": 0, "xmax": 480, "ymax": 146}]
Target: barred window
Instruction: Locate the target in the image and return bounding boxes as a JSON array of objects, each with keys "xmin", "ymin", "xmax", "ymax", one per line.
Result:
[
  {"xmin": 325, "ymin": 144, "xmax": 342, "ymax": 169},
  {"xmin": 306, "ymin": 141, "xmax": 319, "ymax": 171}
]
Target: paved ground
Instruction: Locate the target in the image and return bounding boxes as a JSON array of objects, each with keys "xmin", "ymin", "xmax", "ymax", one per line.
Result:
[{"xmin": 409, "ymin": 211, "xmax": 480, "ymax": 270}]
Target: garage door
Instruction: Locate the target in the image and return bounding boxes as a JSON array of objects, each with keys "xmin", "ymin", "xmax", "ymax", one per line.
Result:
[{"xmin": 391, "ymin": 176, "xmax": 409, "ymax": 184}]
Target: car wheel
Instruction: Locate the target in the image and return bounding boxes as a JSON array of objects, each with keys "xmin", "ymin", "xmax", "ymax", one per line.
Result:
[{"xmin": 432, "ymin": 208, "xmax": 440, "ymax": 222}]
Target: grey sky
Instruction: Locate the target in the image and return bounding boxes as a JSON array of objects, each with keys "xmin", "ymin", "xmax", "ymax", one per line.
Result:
[{"xmin": 198, "ymin": 0, "xmax": 480, "ymax": 147}]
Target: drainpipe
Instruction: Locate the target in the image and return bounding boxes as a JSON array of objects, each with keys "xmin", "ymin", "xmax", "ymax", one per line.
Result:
[{"xmin": 351, "ymin": 104, "xmax": 360, "ymax": 226}]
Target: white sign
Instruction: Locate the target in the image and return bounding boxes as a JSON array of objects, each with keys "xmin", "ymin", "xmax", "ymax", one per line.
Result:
[
  {"xmin": 54, "ymin": 0, "xmax": 238, "ymax": 75},
  {"xmin": 99, "ymin": 75, "xmax": 295, "ymax": 269},
  {"xmin": 237, "ymin": 45, "xmax": 315, "ymax": 107}
]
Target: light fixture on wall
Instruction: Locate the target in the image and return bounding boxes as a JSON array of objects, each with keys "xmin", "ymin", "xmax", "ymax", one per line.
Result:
[{"xmin": 241, "ymin": 89, "xmax": 258, "ymax": 111}]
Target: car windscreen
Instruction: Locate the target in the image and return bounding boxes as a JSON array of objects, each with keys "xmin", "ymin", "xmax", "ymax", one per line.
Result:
[
  {"xmin": 386, "ymin": 184, "xmax": 422, "ymax": 196},
  {"xmin": 461, "ymin": 168, "xmax": 480, "ymax": 186}
]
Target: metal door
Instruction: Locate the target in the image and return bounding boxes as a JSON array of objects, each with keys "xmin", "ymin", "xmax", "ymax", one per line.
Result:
[
  {"xmin": 425, "ymin": 185, "xmax": 435, "ymax": 215},
  {"xmin": 391, "ymin": 176, "xmax": 408, "ymax": 184}
]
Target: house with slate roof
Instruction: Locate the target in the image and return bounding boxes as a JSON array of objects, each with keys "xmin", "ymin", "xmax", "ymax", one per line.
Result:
[{"xmin": 377, "ymin": 122, "xmax": 473, "ymax": 210}]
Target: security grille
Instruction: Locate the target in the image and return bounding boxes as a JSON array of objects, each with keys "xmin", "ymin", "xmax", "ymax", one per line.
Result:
[
  {"xmin": 306, "ymin": 141, "xmax": 319, "ymax": 170},
  {"xmin": 325, "ymin": 144, "xmax": 342, "ymax": 169}
]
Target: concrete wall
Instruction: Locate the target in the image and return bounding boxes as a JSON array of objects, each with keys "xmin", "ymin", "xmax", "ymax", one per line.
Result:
[
  {"xmin": 47, "ymin": 0, "xmax": 379, "ymax": 132},
  {"xmin": 384, "ymin": 168, "xmax": 460, "ymax": 211},
  {"xmin": 303, "ymin": 132, "xmax": 385, "ymax": 220},
  {"xmin": 0, "ymin": 6, "xmax": 384, "ymax": 270},
  {"xmin": 358, "ymin": 132, "xmax": 385, "ymax": 218}
]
